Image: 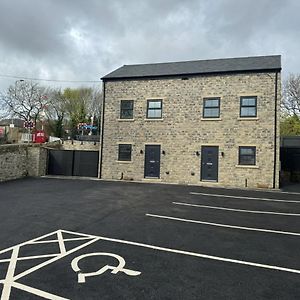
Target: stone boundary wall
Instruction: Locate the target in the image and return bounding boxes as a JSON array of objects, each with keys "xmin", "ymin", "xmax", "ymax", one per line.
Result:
[
  {"xmin": 59, "ymin": 140, "xmax": 100, "ymax": 151},
  {"xmin": 0, "ymin": 143, "xmax": 58, "ymax": 182}
]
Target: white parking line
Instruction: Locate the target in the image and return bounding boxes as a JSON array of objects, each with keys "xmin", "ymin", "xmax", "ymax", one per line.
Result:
[
  {"xmin": 146, "ymin": 213, "xmax": 300, "ymax": 236},
  {"xmin": 173, "ymin": 202, "xmax": 300, "ymax": 216},
  {"xmin": 77, "ymin": 231, "xmax": 300, "ymax": 275},
  {"xmin": 190, "ymin": 192, "xmax": 300, "ymax": 203}
]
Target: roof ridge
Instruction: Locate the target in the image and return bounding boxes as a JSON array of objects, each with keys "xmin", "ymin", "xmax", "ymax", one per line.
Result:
[{"xmin": 122, "ymin": 55, "xmax": 281, "ymax": 68}]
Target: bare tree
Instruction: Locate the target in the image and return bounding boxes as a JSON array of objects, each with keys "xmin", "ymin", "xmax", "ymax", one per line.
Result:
[
  {"xmin": 0, "ymin": 80, "xmax": 49, "ymax": 124},
  {"xmin": 44, "ymin": 89, "xmax": 67, "ymax": 137},
  {"xmin": 282, "ymin": 74, "xmax": 300, "ymax": 116}
]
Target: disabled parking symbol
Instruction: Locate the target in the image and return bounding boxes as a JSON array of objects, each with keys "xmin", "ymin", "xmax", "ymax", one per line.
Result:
[{"xmin": 71, "ymin": 252, "xmax": 142, "ymax": 283}]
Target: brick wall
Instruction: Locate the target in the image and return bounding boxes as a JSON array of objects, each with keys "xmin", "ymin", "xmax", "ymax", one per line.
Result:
[{"xmin": 101, "ymin": 72, "xmax": 281, "ymax": 189}]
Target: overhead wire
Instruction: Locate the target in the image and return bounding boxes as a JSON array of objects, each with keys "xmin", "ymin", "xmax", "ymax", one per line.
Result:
[{"xmin": 0, "ymin": 74, "xmax": 100, "ymax": 83}]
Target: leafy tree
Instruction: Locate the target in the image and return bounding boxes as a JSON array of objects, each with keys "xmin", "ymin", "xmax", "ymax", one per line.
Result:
[
  {"xmin": 280, "ymin": 115, "xmax": 300, "ymax": 136},
  {"xmin": 63, "ymin": 87, "xmax": 102, "ymax": 138}
]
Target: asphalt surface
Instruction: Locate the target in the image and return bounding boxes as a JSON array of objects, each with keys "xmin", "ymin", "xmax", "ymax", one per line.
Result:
[{"xmin": 0, "ymin": 177, "xmax": 300, "ymax": 299}]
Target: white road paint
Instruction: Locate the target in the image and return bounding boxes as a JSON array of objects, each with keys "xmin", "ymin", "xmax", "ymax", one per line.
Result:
[
  {"xmin": 0, "ymin": 254, "xmax": 58, "ymax": 263},
  {"xmin": 146, "ymin": 213, "xmax": 300, "ymax": 236},
  {"xmin": 1, "ymin": 246, "xmax": 19, "ymax": 300},
  {"xmin": 57, "ymin": 230, "xmax": 67, "ymax": 255},
  {"xmin": 28, "ymin": 236, "xmax": 92, "ymax": 244},
  {"xmin": 11, "ymin": 282, "xmax": 69, "ymax": 300},
  {"xmin": 190, "ymin": 192, "xmax": 300, "ymax": 203},
  {"xmin": 71, "ymin": 252, "xmax": 141, "ymax": 283},
  {"xmin": 173, "ymin": 202, "xmax": 300, "ymax": 216},
  {"xmin": 1, "ymin": 228, "xmax": 300, "ymax": 300},
  {"xmin": 84, "ymin": 232, "xmax": 300, "ymax": 275},
  {"xmin": 0, "ymin": 230, "xmax": 99, "ymax": 300}
]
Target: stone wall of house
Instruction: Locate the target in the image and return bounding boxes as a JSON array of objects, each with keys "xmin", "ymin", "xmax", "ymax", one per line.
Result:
[
  {"xmin": 101, "ymin": 72, "xmax": 281, "ymax": 189},
  {"xmin": 0, "ymin": 143, "xmax": 54, "ymax": 181}
]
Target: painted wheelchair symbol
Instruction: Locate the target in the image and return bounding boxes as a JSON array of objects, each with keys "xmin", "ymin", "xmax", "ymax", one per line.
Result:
[{"xmin": 71, "ymin": 252, "xmax": 141, "ymax": 283}]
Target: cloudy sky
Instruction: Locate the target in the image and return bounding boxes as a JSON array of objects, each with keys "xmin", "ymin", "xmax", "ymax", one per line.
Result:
[{"xmin": 0, "ymin": 0, "xmax": 299, "ymax": 91}]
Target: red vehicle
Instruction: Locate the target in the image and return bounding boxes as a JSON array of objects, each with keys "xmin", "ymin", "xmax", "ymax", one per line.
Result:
[{"xmin": 33, "ymin": 130, "xmax": 47, "ymax": 143}]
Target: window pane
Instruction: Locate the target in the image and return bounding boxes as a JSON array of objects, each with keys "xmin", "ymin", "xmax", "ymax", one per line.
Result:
[
  {"xmin": 240, "ymin": 155, "xmax": 255, "ymax": 165},
  {"xmin": 148, "ymin": 109, "xmax": 162, "ymax": 118},
  {"xmin": 148, "ymin": 101, "xmax": 162, "ymax": 109},
  {"xmin": 204, "ymin": 99, "xmax": 219, "ymax": 107},
  {"xmin": 120, "ymin": 109, "xmax": 133, "ymax": 119},
  {"xmin": 240, "ymin": 148, "xmax": 255, "ymax": 156},
  {"xmin": 241, "ymin": 107, "xmax": 256, "ymax": 117},
  {"xmin": 118, "ymin": 144, "xmax": 132, "ymax": 161},
  {"xmin": 239, "ymin": 147, "xmax": 256, "ymax": 165},
  {"xmin": 204, "ymin": 107, "xmax": 219, "ymax": 117},
  {"xmin": 241, "ymin": 98, "xmax": 256, "ymax": 106},
  {"xmin": 120, "ymin": 100, "xmax": 133, "ymax": 119},
  {"xmin": 121, "ymin": 100, "xmax": 133, "ymax": 109}
]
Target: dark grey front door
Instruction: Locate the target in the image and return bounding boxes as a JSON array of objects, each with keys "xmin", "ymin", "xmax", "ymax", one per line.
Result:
[
  {"xmin": 201, "ymin": 146, "xmax": 219, "ymax": 181},
  {"xmin": 144, "ymin": 145, "xmax": 161, "ymax": 178}
]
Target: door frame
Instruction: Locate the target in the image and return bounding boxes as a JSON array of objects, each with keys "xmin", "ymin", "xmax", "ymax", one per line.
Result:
[
  {"xmin": 200, "ymin": 145, "xmax": 219, "ymax": 182},
  {"xmin": 144, "ymin": 144, "xmax": 161, "ymax": 178}
]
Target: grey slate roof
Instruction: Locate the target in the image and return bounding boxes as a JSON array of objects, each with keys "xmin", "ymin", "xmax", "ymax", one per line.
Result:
[{"xmin": 102, "ymin": 55, "xmax": 281, "ymax": 80}]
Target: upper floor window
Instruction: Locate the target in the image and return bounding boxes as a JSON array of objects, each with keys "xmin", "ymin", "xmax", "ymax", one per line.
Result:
[
  {"xmin": 120, "ymin": 100, "xmax": 134, "ymax": 119},
  {"xmin": 203, "ymin": 98, "xmax": 220, "ymax": 118},
  {"xmin": 147, "ymin": 100, "xmax": 162, "ymax": 119},
  {"xmin": 118, "ymin": 144, "xmax": 132, "ymax": 161},
  {"xmin": 239, "ymin": 146, "xmax": 256, "ymax": 165},
  {"xmin": 240, "ymin": 96, "xmax": 257, "ymax": 117}
]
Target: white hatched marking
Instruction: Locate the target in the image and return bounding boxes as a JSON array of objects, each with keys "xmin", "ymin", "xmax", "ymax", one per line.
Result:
[
  {"xmin": 1, "ymin": 246, "xmax": 19, "ymax": 300},
  {"xmin": 29, "ymin": 237, "xmax": 92, "ymax": 244},
  {"xmin": 57, "ymin": 230, "xmax": 66, "ymax": 255},
  {"xmin": 11, "ymin": 282, "xmax": 69, "ymax": 300},
  {"xmin": 0, "ymin": 254, "xmax": 58, "ymax": 263}
]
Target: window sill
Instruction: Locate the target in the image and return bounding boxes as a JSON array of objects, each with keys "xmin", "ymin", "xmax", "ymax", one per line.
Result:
[
  {"xmin": 117, "ymin": 119, "xmax": 135, "ymax": 122},
  {"xmin": 201, "ymin": 118, "xmax": 222, "ymax": 121},
  {"xmin": 143, "ymin": 177, "xmax": 162, "ymax": 181},
  {"xmin": 235, "ymin": 165, "xmax": 259, "ymax": 169},
  {"xmin": 144, "ymin": 118, "xmax": 164, "ymax": 121},
  {"xmin": 116, "ymin": 160, "xmax": 133, "ymax": 164},
  {"xmin": 237, "ymin": 117, "xmax": 259, "ymax": 121}
]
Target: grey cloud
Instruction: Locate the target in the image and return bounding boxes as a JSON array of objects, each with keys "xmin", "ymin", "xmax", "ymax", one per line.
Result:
[{"xmin": 0, "ymin": 0, "xmax": 299, "ymax": 91}]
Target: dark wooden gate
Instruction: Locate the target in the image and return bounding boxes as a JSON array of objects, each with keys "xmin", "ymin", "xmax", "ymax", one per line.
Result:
[{"xmin": 47, "ymin": 149, "xmax": 99, "ymax": 177}]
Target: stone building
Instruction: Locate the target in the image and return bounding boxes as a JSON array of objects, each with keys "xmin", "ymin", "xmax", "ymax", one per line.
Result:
[{"xmin": 100, "ymin": 55, "xmax": 281, "ymax": 189}]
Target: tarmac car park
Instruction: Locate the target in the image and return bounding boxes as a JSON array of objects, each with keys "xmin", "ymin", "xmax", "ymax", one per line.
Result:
[{"xmin": 0, "ymin": 177, "xmax": 299, "ymax": 299}]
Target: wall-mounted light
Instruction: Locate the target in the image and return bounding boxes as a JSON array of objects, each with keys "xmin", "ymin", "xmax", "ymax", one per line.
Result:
[
  {"xmin": 166, "ymin": 171, "xmax": 170, "ymax": 175},
  {"xmin": 191, "ymin": 171, "xmax": 195, "ymax": 176},
  {"xmin": 221, "ymin": 151, "xmax": 225, "ymax": 157},
  {"xmin": 162, "ymin": 150, "xmax": 166, "ymax": 155},
  {"xmin": 140, "ymin": 149, "xmax": 143, "ymax": 154},
  {"xmin": 196, "ymin": 151, "xmax": 200, "ymax": 156}
]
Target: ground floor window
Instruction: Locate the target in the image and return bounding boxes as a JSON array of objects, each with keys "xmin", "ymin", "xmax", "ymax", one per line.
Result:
[
  {"xmin": 239, "ymin": 146, "xmax": 256, "ymax": 165},
  {"xmin": 118, "ymin": 144, "xmax": 132, "ymax": 161}
]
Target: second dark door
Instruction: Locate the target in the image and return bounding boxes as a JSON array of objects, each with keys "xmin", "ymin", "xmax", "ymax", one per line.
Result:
[
  {"xmin": 144, "ymin": 145, "xmax": 161, "ymax": 178},
  {"xmin": 201, "ymin": 146, "xmax": 219, "ymax": 181}
]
